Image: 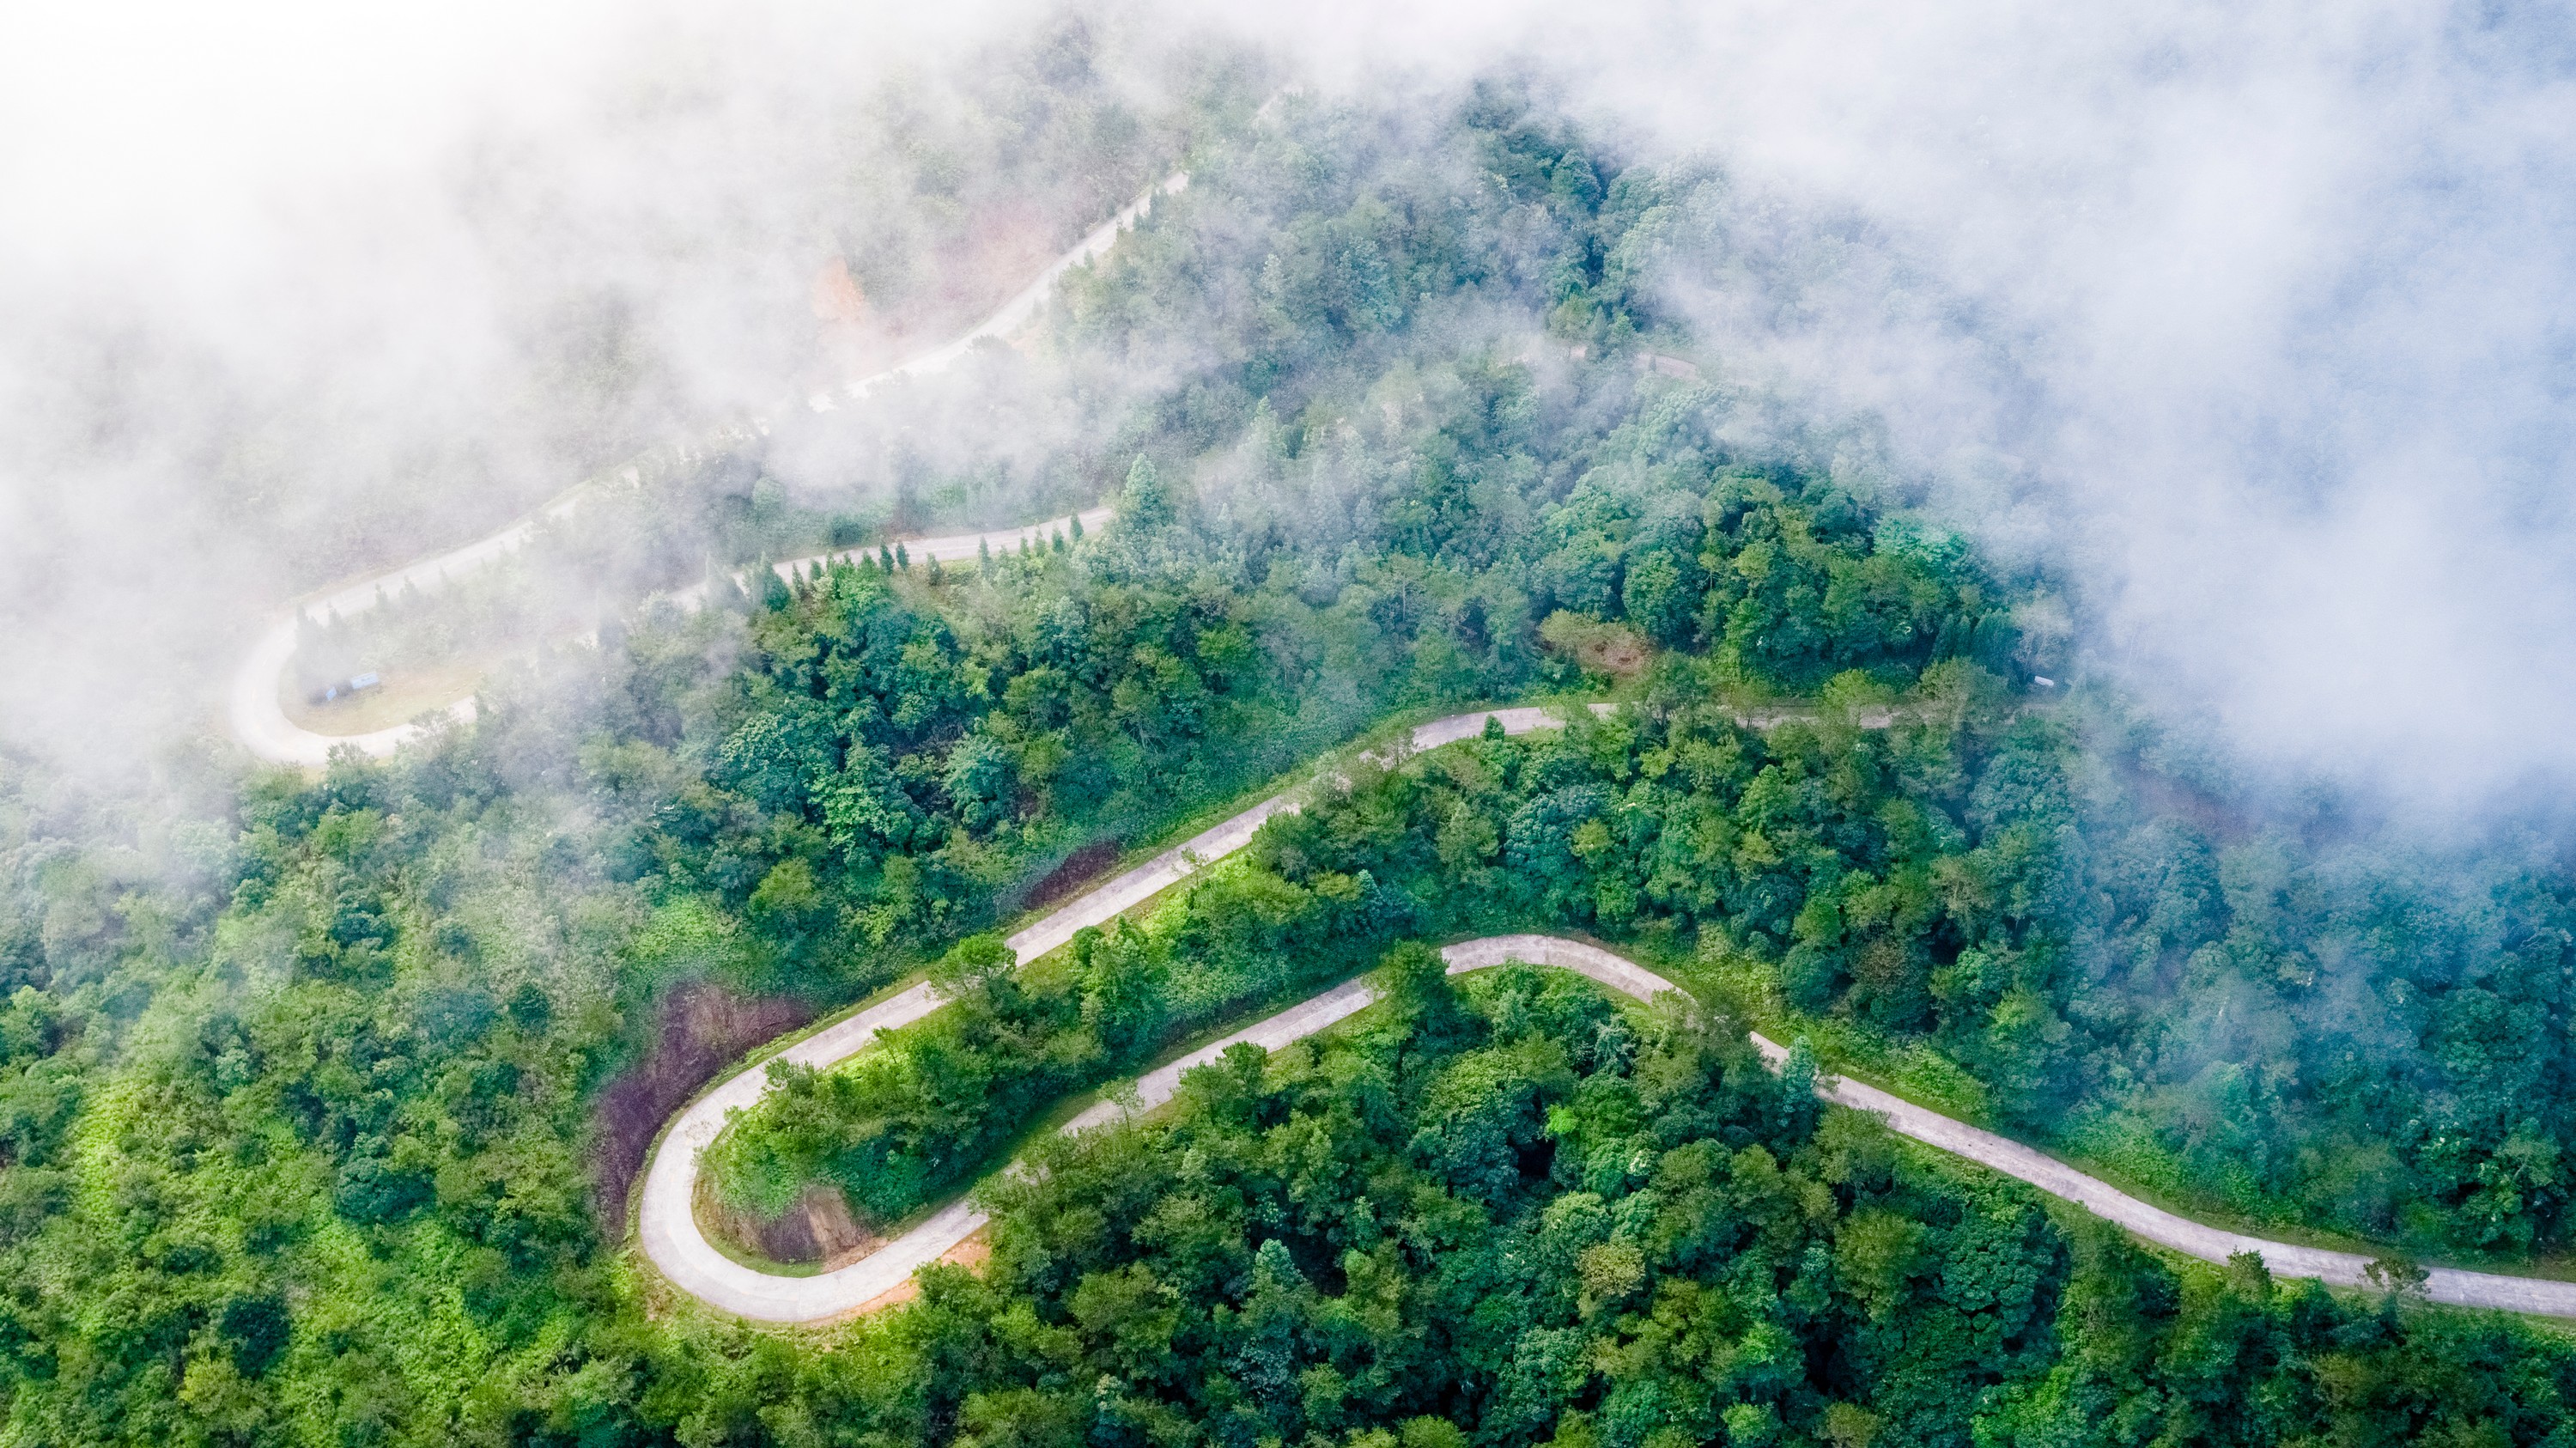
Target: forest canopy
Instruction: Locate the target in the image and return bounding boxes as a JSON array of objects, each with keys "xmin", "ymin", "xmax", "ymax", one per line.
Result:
[{"xmin": 3, "ymin": 46, "xmax": 2576, "ymax": 1448}]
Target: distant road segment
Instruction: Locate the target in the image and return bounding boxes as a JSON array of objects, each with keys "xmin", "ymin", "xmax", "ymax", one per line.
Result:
[{"xmin": 228, "ymin": 174, "xmax": 1185, "ymax": 766}]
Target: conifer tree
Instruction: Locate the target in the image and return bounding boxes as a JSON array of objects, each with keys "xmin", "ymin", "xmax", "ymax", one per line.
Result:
[{"xmin": 1121, "ymin": 453, "xmax": 1173, "ymax": 529}]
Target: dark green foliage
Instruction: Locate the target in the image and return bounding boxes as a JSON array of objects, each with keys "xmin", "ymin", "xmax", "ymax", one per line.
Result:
[
  {"xmin": 3, "ymin": 62, "xmax": 2575, "ymax": 1448},
  {"xmin": 1263, "ymin": 672, "xmax": 2576, "ymax": 1261},
  {"xmin": 650, "ymin": 969, "xmax": 2576, "ymax": 1448},
  {"xmin": 1702, "ymin": 472, "xmax": 2015, "ymax": 690},
  {"xmin": 0, "ymin": 727, "xmax": 623, "ymax": 1444},
  {"xmin": 708, "ymin": 878, "xmax": 1417, "ymax": 1227},
  {"xmin": 216, "ymin": 1294, "xmax": 288, "ymax": 1378},
  {"xmin": 1257, "ymin": 677, "xmax": 2075, "ymax": 1104}
]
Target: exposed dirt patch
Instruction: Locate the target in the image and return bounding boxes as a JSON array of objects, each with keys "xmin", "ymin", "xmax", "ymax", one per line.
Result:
[
  {"xmin": 697, "ymin": 1176, "xmax": 878, "ymax": 1267},
  {"xmin": 1022, "ymin": 838, "xmax": 1122, "ymax": 913},
  {"xmin": 848, "ymin": 1227, "xmax": 994, "ymax": 1317},
  {"xmin": 1539, "ymin": 611, "xmax": 1651, "ymax": 680},
  {"xmin": 2123, "ymin": 764, "xmax": 2253, "ymax": 844},
  {"xmin": 807, "ymin": 204, "xmax": 1066, "ymax": 387},
  {"xmin": 811, "ymin": 255, "xmax": 869, "ymax": 325},
  {"xmin": 1585, "ymin": 633, "xmax": 1649, "ymax": 678},
  {"xmin": 592, "ymin": 983, "xmax": 815, "ymax": 1232}
]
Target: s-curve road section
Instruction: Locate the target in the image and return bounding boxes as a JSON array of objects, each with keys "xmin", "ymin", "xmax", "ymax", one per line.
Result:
[
  {"xmin": 637, "ymin": 706, "xmax": 1613, "ymax": 1321},
  {"xmin": 635, "ymin": 703, "xmax": 2576, "ymax": 1325},
  {"xmin": 229, "ymin": 173, "xmax": 1186, "ymax": 768}
]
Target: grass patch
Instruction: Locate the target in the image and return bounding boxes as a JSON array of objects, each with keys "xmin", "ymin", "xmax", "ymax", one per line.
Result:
[{"xmin": 281, "ymin": 654, "xmax": 498, "ymax": 735}]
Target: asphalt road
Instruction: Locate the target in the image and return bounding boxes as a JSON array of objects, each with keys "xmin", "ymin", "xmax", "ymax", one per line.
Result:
[
  {"xmin": 635, "ymin": 706, "xmax": 1603, "ymax": 1322},
  {"xmin": 635, "ymin": 706, "xmax": 2576, "ymax": 1324}
]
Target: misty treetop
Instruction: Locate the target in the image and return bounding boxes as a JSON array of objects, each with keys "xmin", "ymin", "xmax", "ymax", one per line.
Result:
[
  {"xmin": 1253, "ymin": 651, "xmax": 2576, "ymax": 1260},
  {"xmin": 620, "ymin": 421, "xmax": 2011, "ymax": 1007},
  {"xmin": 1000, "ymin": 74, "xmax": 2576, "ymax": 1266},
  {"xmin": 9, "ymin": 55, "xmax": 2576, "ymax": 1448},
  {"xmin": 1058, "ymin": 80, "xmax": 1681, "ymax": 394}
]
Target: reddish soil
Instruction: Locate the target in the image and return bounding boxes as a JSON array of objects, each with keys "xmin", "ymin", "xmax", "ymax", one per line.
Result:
[
  {"xmin": 847, "ymin": 1229, "xmax": 994, "ymax": 1318},
  {"xmin": 1541, "ymin": 614, "xmax": 1652, "ymax": 680},
  {"xmin": 1022, "ymin": 838, "xmax": 1122, "ymax": 913},
  {"xmin": 811, "ymin": 256, "xmax": 869, "ymax": 325},
  {"xmin": 805, "ymin": 201, "xmax": 1076, "ymax": 388},
  {"xmin": 592, "ymin": 983, "xmax": 816, "ymax": 1232}
]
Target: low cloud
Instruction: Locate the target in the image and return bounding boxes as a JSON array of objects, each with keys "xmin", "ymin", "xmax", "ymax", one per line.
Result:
[
  {"xmin": 1416, "ymin": 1, "xmax": 2576, "ymax": 804},
  {"xmin": 1237, "ymin": 0, "xmax": 2576, "ymax": 802},
  {"xmin": 8, "ymin": 0, "xmax": 2574, "ymax": 809},
  {"xmin": 0, "ymin": 0, "xmax": 1177, "ymax": 765}
]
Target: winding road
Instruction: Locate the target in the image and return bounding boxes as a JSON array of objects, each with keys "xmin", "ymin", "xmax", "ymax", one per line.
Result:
[
  {"xmin": 228, "ymin": 173, "xmax": 1186, "ymax": 767},
  {"xmin": 635, "ymin": 705, "xmax": 2576, "ymax": 1324},
  {"xmin": 217, "ymin": 173, "xmax": 2576, "ymax": 1328}
]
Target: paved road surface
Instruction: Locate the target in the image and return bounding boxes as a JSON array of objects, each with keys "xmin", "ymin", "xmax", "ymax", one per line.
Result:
[{"xmin": 635, "ymin": 707, "xmax": 2576, "ymax": 1324}]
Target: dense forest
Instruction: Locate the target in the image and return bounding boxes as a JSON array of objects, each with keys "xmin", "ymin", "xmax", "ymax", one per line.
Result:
[
  {"xmin": 7, "ymin": 33, "xmax": 2576, "ymax": 1448},
  {"xmin": 681, "ymin": 959, "xmax": 2576, "ymax": 1446}
]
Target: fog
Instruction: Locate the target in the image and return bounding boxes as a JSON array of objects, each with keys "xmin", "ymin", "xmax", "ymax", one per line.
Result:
[
  {"xmin": 0, "ymin": 0, "xmax": 1197, "ymax": 761},
  {"xmin": 5, "ymin": 0, "xmax": 2573, "ymax": 809},
  {"xmin": 1309, "ymin": 0, "xmax": 2576, "ymax": 806}
]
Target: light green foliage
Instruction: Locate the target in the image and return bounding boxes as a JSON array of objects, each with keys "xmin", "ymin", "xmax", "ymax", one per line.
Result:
[
  {"xmin": 708, "ymin": 861, "xmax": 1413, "ymax": 1228},
  {"xmin": 675, "ymin": 967, "xmax": 2576, "ymax": 1448},
  {"xmin": 3, "ymin": 58, "xmax": 2576, "ymax": 1448}
]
